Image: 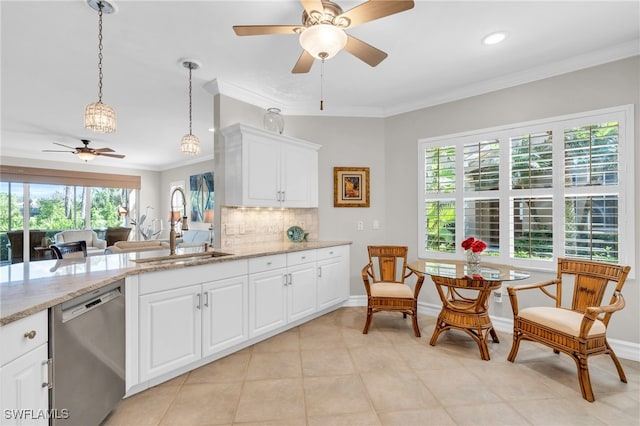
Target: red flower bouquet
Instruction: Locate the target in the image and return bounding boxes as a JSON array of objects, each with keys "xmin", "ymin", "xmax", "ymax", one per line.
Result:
[{"xmin": 461, "ymin": 237, "xmax": 486, "ymax": 253}]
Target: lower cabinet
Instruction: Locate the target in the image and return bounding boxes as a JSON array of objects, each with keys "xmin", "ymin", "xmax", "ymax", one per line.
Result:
[
  {"xmin": 317, "ymin": 246, "xmax": 349, "ymax": 310},
  {"xmin": 139, "ymin": 285, "xmax": 202, "ymax": 381},
  {"xmin": 134, "ymin": 245, "xmax": 349, "ymax": 388},
  {"xmin": 0, "ymin": 311, "xmax": 49, "ymax": 426},
  {"xmin": 138, "ymin": 260, "xmax": 249, "ymax": 382},
  {"xmin": 248, "ymin": 250, "xmax": 324, "ymax": 339}
]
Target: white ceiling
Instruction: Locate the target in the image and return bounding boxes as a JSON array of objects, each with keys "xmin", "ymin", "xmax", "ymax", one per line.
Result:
[{"xmin": 2, "ymin": 1, "xmax": 638, "ymax": 171}]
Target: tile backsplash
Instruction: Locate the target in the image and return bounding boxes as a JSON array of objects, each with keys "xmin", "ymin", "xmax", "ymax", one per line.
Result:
[{"xmin": 220, "ymin": 206, "xmax": 318, "ymax": 248}]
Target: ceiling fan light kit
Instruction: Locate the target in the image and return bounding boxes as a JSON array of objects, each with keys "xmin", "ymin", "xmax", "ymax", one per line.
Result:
[
  {"xmin": 299, "ymin": 24, "xmax": 347, "ymax": 59},
  {"xmin": 84, "ymin": 0, "xmax": 117, "ymax": 134},
  {"xmin": 179, "ymin": 59, "xmax": 202, "ymax": 156}
]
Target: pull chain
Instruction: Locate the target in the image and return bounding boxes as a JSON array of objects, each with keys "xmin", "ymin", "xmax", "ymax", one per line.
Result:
[{"xmin": 320, "ymin": 58, "xmax": 324, "ymax": 111}]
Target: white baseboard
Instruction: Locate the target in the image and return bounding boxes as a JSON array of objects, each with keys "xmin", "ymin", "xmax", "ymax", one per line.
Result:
[{"xmin": 346, "ymin": 296, "xmax": 640, "ymax": 362}]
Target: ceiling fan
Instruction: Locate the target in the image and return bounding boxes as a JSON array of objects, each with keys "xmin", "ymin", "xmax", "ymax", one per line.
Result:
[
  {"xmin": 43, "ymin": 139, "xmax": 125, "ymax": 161},
  {"xmin": 233, "ymin": 0, "xmax": 414, "ymax": 73}
]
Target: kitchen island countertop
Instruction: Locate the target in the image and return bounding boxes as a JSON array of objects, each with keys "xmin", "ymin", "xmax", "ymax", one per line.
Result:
[{"xmin": 0, "ymin": 240, "xmax": 351, "ymax": 326}]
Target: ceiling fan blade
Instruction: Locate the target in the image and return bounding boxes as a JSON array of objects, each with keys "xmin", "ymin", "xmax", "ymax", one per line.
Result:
[
  {"xmin": 344, "ymin": 34, "xmax": 388, "ymax": 67},
  {"xmin": 338, "ymin": 0, "xmax": 414, "ymax": 29},
  {"xmin": 96, "ymin": 152, "xmax": 125, "ymax": 159},
  {"xmin": 53, "ymin": 142, "xmax": 77, "ymax": 150},
  {"xmin": 292, "ymin": 50, "xmax": 315, "ymax": 73},
  {"xmin": 233, "ymin": 25, "xmax": 302, "ymax": 36},
  {"xmin": 43, "ymin": 150, "xmax": 75, "ymax": 153},
  {"xmin": 300, "ymin": 0, "xmax": 324, "ymax": 16},
  {"xmin": 93, "ymin": 147, "xmax": 115, "ymax": 153}
]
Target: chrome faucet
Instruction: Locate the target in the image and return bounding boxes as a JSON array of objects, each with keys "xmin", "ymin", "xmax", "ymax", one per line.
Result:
[{"xmin": 169, "ymin": 187, "xmax": 189, "ymax": 255}]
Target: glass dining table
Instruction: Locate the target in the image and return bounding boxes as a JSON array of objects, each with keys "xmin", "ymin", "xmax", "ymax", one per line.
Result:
[{"xmin": 408, "ymin": 259, "xmax": 529, "ymax": 360}]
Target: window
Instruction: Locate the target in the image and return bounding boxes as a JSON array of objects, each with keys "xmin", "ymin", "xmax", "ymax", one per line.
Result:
[
  {"xmin": 418, "ymin": 105, "xmax": 634, "ymax": 272},
  {"xmin": 0, "ymin": 166, "xmax": 140, "ymax": 263}
]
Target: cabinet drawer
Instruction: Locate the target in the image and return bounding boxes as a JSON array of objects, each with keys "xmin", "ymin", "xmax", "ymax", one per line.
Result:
[
  {"xmin": 0, "ymin": 310, "xmax": 48, "ymax": 366},
  {"xmin": 316, "ymin": 245, "xmax": 346, "ymax": 261},
  {"xmin": 286, "ymin": 250, "xmax": 317, "ymax": 267},
  {"xmin": 248, "ymin": 254, "xmax": 286, "ymax": 274},
  {"xmin": 140, "ymin": 260, "xmax": 248, "ymax": 295}
]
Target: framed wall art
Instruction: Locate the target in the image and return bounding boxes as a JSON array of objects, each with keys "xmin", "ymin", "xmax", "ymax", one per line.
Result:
[{"xmin": 333, "ymin": 167, "xmax": 370, "ymax": 208}]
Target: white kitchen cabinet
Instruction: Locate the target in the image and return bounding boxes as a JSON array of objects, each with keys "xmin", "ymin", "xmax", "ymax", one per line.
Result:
[
  {"xmin": 202, "ymin": 275, "xmax": 249, "ymax": 356},
  {"xmin": 139, "ymin": 285, "xmax": 202, "ymax": 382},
  {"xmin": 137, "ymin": 260, "xmax": 249, "ymax": 383},
  {"xmin": 222, "ymin": 123, "xmax": 321, "ymax": 208},
  {"xmin": 248, "ymin": 251, "xmax": 319, "ymax": 338},
  {"xmin": 0, "ymin": 311, "xmax": 49, "ymax": 426},
  {"xmin": 316, "ymin": 246, "xmax": 350, "ymax": 310},
  {"xmin": 248, "ymin": 255, "xmax": 288, "ymax": 337}
]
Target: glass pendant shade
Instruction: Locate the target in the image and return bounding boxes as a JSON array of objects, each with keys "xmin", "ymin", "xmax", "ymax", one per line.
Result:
[
  {"xmin": 299, "ymin": 24, "xmax": 347, "ymax": 59},
  {"xmin": 85, "ymin": 101, "xmax": 117, "ymax": 133},
  {"xmin": 263, "ymin": 108, "xmax": 285, "ymax": 134},
  {"xmin": 180, "ymin": 133, "xmax": 201, "ymax": 155},
  {"xmin": 76, "ymin": 151, "xmax": 96, "ymax": 161}
]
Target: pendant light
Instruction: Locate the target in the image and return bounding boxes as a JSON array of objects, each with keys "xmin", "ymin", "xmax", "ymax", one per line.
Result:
[
  {"xmin": 84, "ymin": 0, "xmax": 117, "ymax": 133},
  {"xmin": 179, "ymin": 60, "xmax": 201, "ymax": 156}
]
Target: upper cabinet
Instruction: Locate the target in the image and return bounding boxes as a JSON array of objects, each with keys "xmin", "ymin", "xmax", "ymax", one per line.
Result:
[{"xmin": 221, "ymin": 123, "xmax": 321, "ymax": 208}]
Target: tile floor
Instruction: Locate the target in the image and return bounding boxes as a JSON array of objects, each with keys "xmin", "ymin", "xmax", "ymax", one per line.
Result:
[{"xmin": 104, "ymin": 308, "xmax": 640, "ymax": 425}]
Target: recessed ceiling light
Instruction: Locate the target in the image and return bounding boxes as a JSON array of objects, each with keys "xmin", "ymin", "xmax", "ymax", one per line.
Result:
[
  {"xmin": 208, "ymin": 128, "xmax": 215, "ymax": 133},
  {"xmin": 482, "ymin": 31, "xmax": 507, "ymax": 46}
]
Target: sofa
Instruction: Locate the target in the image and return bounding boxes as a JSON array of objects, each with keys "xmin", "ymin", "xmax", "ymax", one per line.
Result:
[
  {"xmin": 176, "ymin": 229, "xmax": 211, "ymax": 248},
  {"xmin": 54, "ymin": 230, "xmax": 107, "ymax": 256},
  {"xmin": 105, "ymin": 240, "xmax": 169, "ymax": 254}
]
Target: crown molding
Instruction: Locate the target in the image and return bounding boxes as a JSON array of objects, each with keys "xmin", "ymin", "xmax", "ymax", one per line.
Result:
[{"xmin": 208, "ymin": 40, "xmax": 639, "ymax": 119}]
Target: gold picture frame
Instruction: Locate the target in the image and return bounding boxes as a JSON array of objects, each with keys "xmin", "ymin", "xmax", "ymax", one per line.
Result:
[{"xmin": 333, "ymin": 167, "xmax": 370, "ymax": 208}]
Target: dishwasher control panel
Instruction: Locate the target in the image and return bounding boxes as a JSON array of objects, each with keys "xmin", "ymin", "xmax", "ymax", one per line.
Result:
[{"xmin": 61, "ymin": 285, "xmax": 122, "ymax": 323}]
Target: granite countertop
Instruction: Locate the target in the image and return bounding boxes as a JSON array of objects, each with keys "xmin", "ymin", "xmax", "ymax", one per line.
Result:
[{"xmin": 0, "ymin": 240, "xmax": 351, "ymax": 326}]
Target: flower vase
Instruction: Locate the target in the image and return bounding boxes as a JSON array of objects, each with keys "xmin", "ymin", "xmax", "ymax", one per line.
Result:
[{"xmin": 466, "ymin": 250, "xmax": 481, "ymax": 265}]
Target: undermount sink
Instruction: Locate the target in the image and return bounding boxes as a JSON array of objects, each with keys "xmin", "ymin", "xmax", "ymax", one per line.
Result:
[{"xmin": 132, "ymin": 251, "xmax": 233, "ymax": 265}]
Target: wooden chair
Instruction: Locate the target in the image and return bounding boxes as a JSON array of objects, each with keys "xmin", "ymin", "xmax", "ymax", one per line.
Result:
[
  {"xmin": 104, "ymin": 227, "xmax": 132, "ymax": 246},
  {"xmin": 430, "ymin": 275, "xmax": 503, "ymax": 360},
  {"xmin": 361, "ymin": 245, "xmax": 424, "ymax": 337},
  {"xmin": 6, "ymin": 230, "xmax": 47, "ymax": 263},
  {"xmin": 51, "ymin": 241, "xmax": 88, "ymax": 259},
  {"xmin": 507, "ymin": 257, "xmax": 631, "ymax": 402}
]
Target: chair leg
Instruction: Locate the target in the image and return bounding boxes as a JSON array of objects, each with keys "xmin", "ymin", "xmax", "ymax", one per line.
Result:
[
  {"xmin": 575, "ymin": 356, "xmax": 595, "ymax": 402},
  {"xmin": 430, "ymin": 315, "xmax": 445, "ymax": 346},
  {"xmin": 606, "ymin": 341, "xmax": 628, "ymax": 383},
  {"xmin": 476, "ymin": 331, "xmax": 491, "ymax": 361},
  {"xmin": 403, "ymin": 312, "xmax": 407, "ymax": 319},
  {"xmin": 507, "ymin": 330, "xmax": 522, "ymax": 362},
  {"xmin": 362, "ymin": 307, "xmax": 373, "ymax": 334},
  {"xmin": 411, "ymin": 313, "xmax": 421, "ymax": 338},
  {"xmin": 489, "ymin": 328, "xmax": 500, "ymax": 343}
]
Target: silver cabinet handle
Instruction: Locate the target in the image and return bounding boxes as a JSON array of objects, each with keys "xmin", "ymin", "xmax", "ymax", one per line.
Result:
[
  {"xmin": 196, "ymin": 293, "xmax": 201, "ymax": 310},
  {"xmin": 283, "ymin": 274, "xmax": 288, "ymax": 286},
  {"xmin": 42, "ymin": 359, "xmax": 52, "ymax": 389},
  {"xmin": 204, "ymin": 292, "xmax": 209, "ymax": 308},
  {"xmin": 317, "ymin": 266, "xmax": 322, "ymax": 277},
  {"xmin": 288, "ymin": 273, "xmax": 292, "ymax": 285},
  {"xmin": 281, "ymin": 191, "xmax": 285, "ymax": 201}
]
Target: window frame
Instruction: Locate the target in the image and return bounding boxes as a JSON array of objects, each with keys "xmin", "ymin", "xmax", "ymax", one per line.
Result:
[{"xmin": 417, "ymin": 104, "xmax": 635, "ymax": 276}]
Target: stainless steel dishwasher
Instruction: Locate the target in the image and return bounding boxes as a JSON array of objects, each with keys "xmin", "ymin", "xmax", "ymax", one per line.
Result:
[{"xmin": 49, "ymin": 280, "xmax": 125, "ymax": 426}]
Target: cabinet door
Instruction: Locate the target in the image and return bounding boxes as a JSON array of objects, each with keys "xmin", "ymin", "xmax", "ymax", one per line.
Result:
[
  {"xmin": 281, "ymin": 144, "xmax": 318, "ymax": 207},
  {"xmin": 139, "ymin": 285, "xmax": 201, "ymax": 382},
  {"xmin": 317, "ymin": 256, "xmax": 348, "ymax": 310},
  {"xmin": 0, "ymin": 344, "xmax": 49, "ymax": 426},
  {"xmin": 287, "ymin": 263, "xmax": 317, "ymax": 322},
  {"xmin": 249, "ymin": 269, "xmax": 287, "ymax": 338},
  {"xmin": 202, "ymin": 276, "xmax": 249, "ymax": 357},
  {"xmin": 244, "ymin": 137, "xmax": 281, "ymax": 206}
]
